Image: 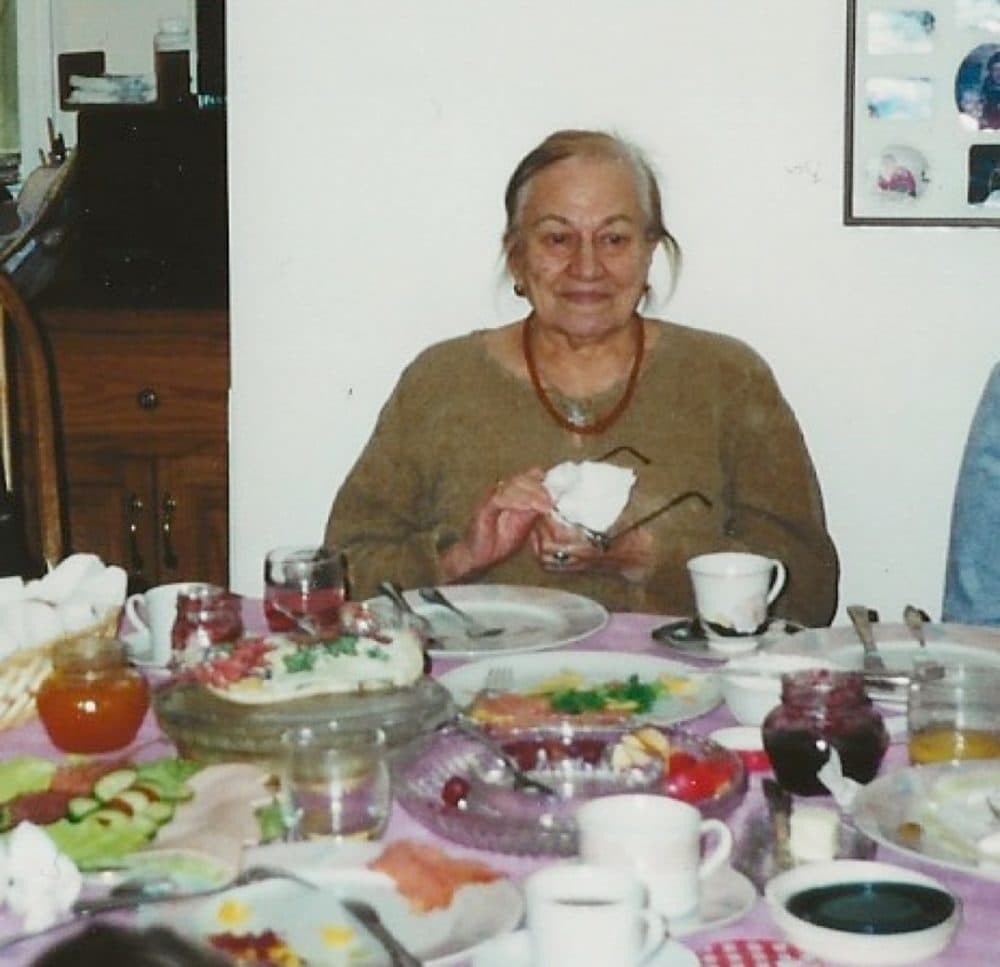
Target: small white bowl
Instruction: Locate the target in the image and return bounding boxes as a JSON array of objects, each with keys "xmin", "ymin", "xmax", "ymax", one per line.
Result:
[
  {"xmin": 721, "ymin": 653, "xmax": 833, "ymax": 726},
  {"xmin": 765, "ymin": 859, "xmax": 961, "ymax": 966},
  {"xmin": 709, "ymin": 725, "xmax": 771, "ymax": 772}
]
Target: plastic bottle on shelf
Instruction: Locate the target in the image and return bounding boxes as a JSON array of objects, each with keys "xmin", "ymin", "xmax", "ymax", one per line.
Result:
[{"xmin": 154, "ymin": 17, "xmax": 193, "ymax": 106}]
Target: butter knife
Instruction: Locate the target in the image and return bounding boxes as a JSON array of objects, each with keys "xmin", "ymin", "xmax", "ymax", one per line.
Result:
[
  {"xmin": 847, "ymin": 604, "xmax": 887, "ymax": 674},
  {"xmin": 763, "ymin": 777, "xmax": 795, "ymax": 873}
]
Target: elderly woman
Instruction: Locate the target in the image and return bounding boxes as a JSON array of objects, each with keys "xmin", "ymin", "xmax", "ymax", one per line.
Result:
[{"xmin": 325, "ymin": 130, "xmax": 838, "ymax": 624}]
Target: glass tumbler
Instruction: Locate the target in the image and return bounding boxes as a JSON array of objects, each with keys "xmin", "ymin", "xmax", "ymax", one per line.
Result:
[
  {"xmin": 280, "ymin": 724, "xmax": 391, "ymax": 841},
  {"xmin": 263, "ymin": 545, "xmax": 346, "ymax": 634},
  {"xmin": 908, "ymin": 664, "xmax": 1000, "ymax": 764}
]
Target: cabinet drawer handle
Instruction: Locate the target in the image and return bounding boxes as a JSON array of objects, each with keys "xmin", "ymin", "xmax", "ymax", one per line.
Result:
[
  {"xmin": 126, "ymin": 493, "xmax": 146, "ymax": 578},
  {"xmin": 136, "ymin": 388, "xmax": 160, "ymax": 410},
  {"xmin": 161, "ymin": 493, "xmax": 179, "ymax": 571}
]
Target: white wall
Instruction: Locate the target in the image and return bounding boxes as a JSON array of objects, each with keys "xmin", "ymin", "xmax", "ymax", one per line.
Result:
[{"xmin": 228, "ymin": 0, "xmax": 998, "ymax": 623}]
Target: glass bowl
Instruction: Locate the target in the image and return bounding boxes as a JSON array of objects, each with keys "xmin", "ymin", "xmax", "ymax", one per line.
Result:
[{"xmin": 396, "ymin": 724, "xmax": 747, "ymax": 856}]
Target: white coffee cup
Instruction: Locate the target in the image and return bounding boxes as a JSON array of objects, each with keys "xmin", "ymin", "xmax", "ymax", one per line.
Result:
[
  {"xmin": 524, "ymin": 863, "xmax": 665, "ymax": 967},
  {"xmin": 576, "ymin": 794, "xmax": 733, "ymax": 920},
  {"xmin": 124, "ymin": 581, "xmax": 211, "ymax": 665},
  {"xmin": 687, "ymin": 551, "xmax": 787, "ymax": 640}
]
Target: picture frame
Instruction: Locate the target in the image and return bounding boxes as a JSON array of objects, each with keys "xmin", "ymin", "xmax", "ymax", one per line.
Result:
[{"xmin": 845, "ymin": 0, "xmax": 1000, "ymax": 226}]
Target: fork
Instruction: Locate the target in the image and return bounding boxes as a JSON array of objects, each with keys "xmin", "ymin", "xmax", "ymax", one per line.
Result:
[
  {"xmin": 847, "ymin": 604, "xmax": 887, "ymax": 674},
  {"xmin": 483, "ymin": 665, "xmax": 514, "ymax": 694},
  {"xmin": 343, "ymin": 898, "xmax": 424, "ymax": 966},
  {"xmin": 70, "ymin": 863, "xmax": 317, "ymax": 916},
  {"xmin": 417, "ymin": 587, "xmax": 504, "ymax": 638}
]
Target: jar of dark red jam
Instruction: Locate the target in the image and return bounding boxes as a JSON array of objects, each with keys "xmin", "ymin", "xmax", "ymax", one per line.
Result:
[
  {"xmin": 37, "ymin": 636, "xmax": 150, "ymax": 753},
  {"xmin": 170, "ymin": 585, "xmax": 243, "ymax": 668},
  {"xmin": 761, "ymin": 669, "xmax": 888, "ymax": 796}
]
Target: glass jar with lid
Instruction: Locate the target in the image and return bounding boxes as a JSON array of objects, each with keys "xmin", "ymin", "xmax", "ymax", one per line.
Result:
[
  {"xmin": 170, "ymin": 585, "xmax": 243, "ymax": 668},
  {"xmin": 761, "ymin": 669, "xmax": 889, "ymax": 796},
  {"xmin": 36, "ymin": 636, "xmax": 150, "ymax": 753},
  {"xmin": 908, "ymin": 664, "xmax": 1000, "ymax": 764}
]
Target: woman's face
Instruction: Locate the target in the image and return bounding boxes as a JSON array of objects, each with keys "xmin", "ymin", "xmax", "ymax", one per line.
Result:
[{"xmin": 508, "ymin": 156, "xmax": 656, "ymax": 344}]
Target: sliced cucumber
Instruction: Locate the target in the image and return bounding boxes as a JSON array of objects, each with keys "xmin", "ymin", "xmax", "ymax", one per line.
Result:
[
  {"xmin": 146, "ymin": 800, "xmax": 175, "ymax": 825},
  {"xmin": 131, "ymin": 814, "xmax": 160, "ymax": 839},
  {"xmin": 91, "ymin": 807, "xmax": 132, "ymax": 829},
  {"xmin": 93, "ymin": 769, "xmax": 138, "ymax": 803},
  {"xmin": 67, "ymin": 797, "xmax": 100, "ymax": 822},
  {"xmin": 131, "ymin": 782, "xmax": 163, "ymax": 802},
  {"xmin": 116, "ymin": 789, "xmax": 154, "ymax": 815}
]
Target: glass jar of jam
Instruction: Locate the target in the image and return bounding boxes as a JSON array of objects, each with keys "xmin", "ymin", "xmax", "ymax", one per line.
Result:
[
  {"xmin": 761, "ymin": 669, "xmax": 888, "ymax": 796},
  {"xmin": 170, "ymin": 585, "xmax": 243, "ymax": 668},
  {"xmin": 36, "ymin": 636, "xmax": 150, "ymax": 754}
]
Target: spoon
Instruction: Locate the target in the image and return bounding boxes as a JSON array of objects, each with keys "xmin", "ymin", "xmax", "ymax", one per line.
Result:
[
  {"xmin": 417, "ymin": 587, "xmax": 503, "ymax": 638},
  {"xmin": 343, "ymin": 898, "xmax": 424, "ymax": 967},
  {"xmin": 903, "ymin": 605, "xmax": 931, "ymax": 649},
  {"xmin": 378, "ymin": 581, "xmax": 437, "ymax": 644},
  {"xmin": 443, "ymin": 717, "xmax": 557, "ymax": 796}
]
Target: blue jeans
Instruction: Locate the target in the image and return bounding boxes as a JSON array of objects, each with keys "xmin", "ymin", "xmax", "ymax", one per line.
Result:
[{"xmin": 943, "ymin": 363, "xmax": 1000, "ymax": 625}]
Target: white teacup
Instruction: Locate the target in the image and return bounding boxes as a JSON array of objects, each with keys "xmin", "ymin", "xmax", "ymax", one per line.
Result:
[
  {"xmin": 524, "ymin": 864, "xmax": 665, "ymax": 967},
  {"xmin": 576, "ymin": 794, "xmax": 733, "ymax": 920},
  {"xmin": 124, "ymin": 581, "xmax": 212, "ymax": 666},
  {"xmin": 687, "ymin": 551, "xmax": 787, "ymax": 641}
]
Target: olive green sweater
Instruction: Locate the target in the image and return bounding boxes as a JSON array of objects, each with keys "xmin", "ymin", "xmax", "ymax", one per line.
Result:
[{"xmin": 325, "ymin": 321, "xmax": 839, "ymax": 624}]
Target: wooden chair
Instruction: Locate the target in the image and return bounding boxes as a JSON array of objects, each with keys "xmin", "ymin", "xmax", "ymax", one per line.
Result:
[
  {"xmin": 0, "ymin": 156, "xmax": 76, "ymax": 574},
  {"xmin": 0, "ymin": 269, "xmax": 64, "ymax": 573}
]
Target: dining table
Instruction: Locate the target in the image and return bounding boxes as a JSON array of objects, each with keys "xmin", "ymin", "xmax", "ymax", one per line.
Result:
[{"xmin": 2, "ymin": 606, "xmax": 999, "ymax": 966}]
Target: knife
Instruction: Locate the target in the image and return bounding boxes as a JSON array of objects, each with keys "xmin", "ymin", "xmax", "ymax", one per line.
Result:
[
  {"xmin": 763, "ymin": 777, "xmax": 795, "ymax": 873},
  {"xmin": 847, "ymin": 604, "xmax": 887, "ymax": 674}
]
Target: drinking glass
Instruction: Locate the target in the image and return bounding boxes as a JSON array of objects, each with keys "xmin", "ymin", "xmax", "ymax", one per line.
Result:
[
  {"xmin": 279, "ymin": 724, "xmax": 391, "ymax": 841},
  {"xmin": 263, "ymin": 545, "xmax": 346, "ymax": 633}
]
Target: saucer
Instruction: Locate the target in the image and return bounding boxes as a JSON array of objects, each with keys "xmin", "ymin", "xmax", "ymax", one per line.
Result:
[
  {"xmin": 470, "ymin": 929, "xmax": 698, "ymax": 967},
  {"xmin": 651, "ymin": 618, "xmax": 801, "ymax": 663},
  {"xmin": 122, "ymin": 630, "xmax": 168, "ymax": 669},
  {"xmin": 668, "ymin": 866, "xmax": 757, "ymax": 938}
]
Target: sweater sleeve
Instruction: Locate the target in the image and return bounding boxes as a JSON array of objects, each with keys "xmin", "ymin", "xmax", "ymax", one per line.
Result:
[
  {"xmin": 942, "ymin": 363, "xmax": 1000, "ymax": 625},
  {"xmin": 715, "ymin": 352, "xmax": 839, "ymax": 626}
]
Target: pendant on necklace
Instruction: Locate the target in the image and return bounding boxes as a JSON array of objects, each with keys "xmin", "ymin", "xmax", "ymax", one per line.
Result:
[{"xmin": 564, "ymin": 401, "xmax": 589, "ymax": 427}]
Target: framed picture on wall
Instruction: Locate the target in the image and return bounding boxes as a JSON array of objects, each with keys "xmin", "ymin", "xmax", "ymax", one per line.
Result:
[{"xmin": 845, "ymin": 0, "xmax": 1000, "ymax": 226}]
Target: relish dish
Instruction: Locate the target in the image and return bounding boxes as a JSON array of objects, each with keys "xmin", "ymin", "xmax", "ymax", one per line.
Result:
[{"xmin": 397, "ymin": 724, "xmax": 746, "ymax": 856}]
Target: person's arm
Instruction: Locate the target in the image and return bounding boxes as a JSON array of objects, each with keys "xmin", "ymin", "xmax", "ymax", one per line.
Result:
[
  {"xmin": 711, "ymin": 352, "xmax": 839, "ymax": 626},
  {"xmin": 942, "ymin": 364, "xmax": 1000, "ymax": 625}
]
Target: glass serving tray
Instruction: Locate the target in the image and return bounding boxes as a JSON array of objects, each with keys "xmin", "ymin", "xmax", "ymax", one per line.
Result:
[
  {"xmin": 153, "ymin": 676, "xmax": 455, "ymax": 767},
  {"xmin": 396, "ymin": 725, "xmax": 747, "ymax": 857}
]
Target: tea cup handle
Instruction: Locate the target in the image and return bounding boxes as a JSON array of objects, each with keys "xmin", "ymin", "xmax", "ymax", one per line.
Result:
[
  {"xmin": 697, "ymin": 818, "xmax": 734, "ymax": 880},
  {"xmin": 766, "ymin": 560, "xmax": 787, "ymax": 605},
  {"xmin": 124, "ymin": 593, "xmax": 150, "ymax": 634},
  {"xmin": 638, "ymin": 909, "xmax": 668, "ymax": 963}
]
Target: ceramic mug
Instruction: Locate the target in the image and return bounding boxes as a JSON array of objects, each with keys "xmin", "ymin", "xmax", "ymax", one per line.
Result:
[
  {"xmin": 576, "ymin": 794, "xmax": 733, "ymax": 920},
  {"xmin": 687, "ymin": 551, "xmax": 787, "ymax": 640},
  {"xmin": 524, "ymin": 863, "xmax": 666, "ymax": 967},
  {"xmin": 124, "ymin": 581, "xmax": 212, "ymax": 666}
]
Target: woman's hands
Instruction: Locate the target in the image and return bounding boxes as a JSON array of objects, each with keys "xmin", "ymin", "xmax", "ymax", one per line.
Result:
[
  {"xmin": 439, "ymin": 469, "xmax": 554, "ymax": 582},
  {"xmin": 531, "ymin": 515, "xmax": 657, "ymax": 584}
]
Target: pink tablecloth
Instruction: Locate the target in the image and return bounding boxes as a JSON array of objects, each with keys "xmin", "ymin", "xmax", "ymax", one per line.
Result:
[{"xmin": 1, "ymin": 610, "xmax": 998, "ymax": 965}]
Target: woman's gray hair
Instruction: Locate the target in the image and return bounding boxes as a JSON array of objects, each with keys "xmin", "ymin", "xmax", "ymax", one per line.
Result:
[{"xmin": 502, "ymin": 129, "xmax": 681, "ymax": 295}]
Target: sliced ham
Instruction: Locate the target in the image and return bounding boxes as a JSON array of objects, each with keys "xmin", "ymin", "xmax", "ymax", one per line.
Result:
[
  {"xmin": 368, "ymin": 839, "xmax": 501, "ymax": 912},
  {"xmin": 469, "ymin": 691, "xmax": 630, "ymax": 731}
]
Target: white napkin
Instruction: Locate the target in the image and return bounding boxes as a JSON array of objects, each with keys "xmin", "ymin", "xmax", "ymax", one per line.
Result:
[
  {"xmin": 0, "ymin": 822, "xmax": 82, "ymax": 932},
  {"xmin": 817, "ymin": 747, "xmax": 863, "ymax": 811},
  {"xmin": 543, "ymin": 460, "xmax": 637, "ymax": 534}
]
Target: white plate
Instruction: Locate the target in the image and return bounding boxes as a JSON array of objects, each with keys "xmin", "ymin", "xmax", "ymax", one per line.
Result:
[
  {"xmin": 159, "ymin": 839, "xmax": 523, "ymax": 967},
  {"xmin": 853, "ymin": 760, "xmax": 1000, "ymax": 879},
  {"xmin": 471, "ymin": 930, "xmax": 698, "ymax": 967},
  {"xmin": 437, "ymin": 650, "xmax": 721, "ymax": 725},
  {"xmin": 766, "ymin": 622, "xmax": 1000, "ymax": 706},
  {"xmin": 404, "ymin": 585, "xmax": 609, "ymax": 658}
]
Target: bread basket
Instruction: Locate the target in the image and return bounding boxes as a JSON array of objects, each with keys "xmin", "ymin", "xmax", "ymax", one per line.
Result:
[{"xmin": 0, "ymin": 604, "xmax": 122, "ymax": 731}]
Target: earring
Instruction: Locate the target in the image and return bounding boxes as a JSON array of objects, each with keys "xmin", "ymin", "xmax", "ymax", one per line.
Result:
[{"xmin": 514, "ymin": 282, "xmax": 526, "ymax": 297}]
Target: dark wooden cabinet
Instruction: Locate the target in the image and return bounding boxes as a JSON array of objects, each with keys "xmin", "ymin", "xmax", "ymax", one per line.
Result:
[{"xmin": 39, "ymin": 304, "xmax": 229, "ymax": 589}]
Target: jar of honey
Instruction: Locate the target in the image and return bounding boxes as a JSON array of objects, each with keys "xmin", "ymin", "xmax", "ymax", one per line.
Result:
[
  {"xmin": 908, "ymin": 664, "xmax": 1000, "ymax": 764},
  {"xmin": 36, "ymin": 636, "xmax": 150, "ymax": 753},
  {"xmin": 762, "ymin": 669, "xmax": 888, "ymax": 796}
]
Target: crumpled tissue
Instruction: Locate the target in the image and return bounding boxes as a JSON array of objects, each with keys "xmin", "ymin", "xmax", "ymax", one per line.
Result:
[
  {"xmin": 816, "ymin": 746, "xmax": 863, "ymax": 811},
  {"xmin": 543, "ymin": 460, "xmax": 637, "ymax": 534},
  {"xmin": 0, "ymin": 822, "xmax": 82, "ymax": 932}
]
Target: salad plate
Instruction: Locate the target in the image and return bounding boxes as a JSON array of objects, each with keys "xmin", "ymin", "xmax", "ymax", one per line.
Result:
[
  {"xmin": 402, "ymin": 584, "xmax": 608, "ymax": 658},
  {"xmin": 852, "ymin": 760, "xmax": 1000, "ymax": 878},
  {"xmin": 437, "ymin": 649, "xmax": 721, "ymax": 726},
  {"xmin": 154, "ymin": 839, "xmax": 523, "ymax": 967}
]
